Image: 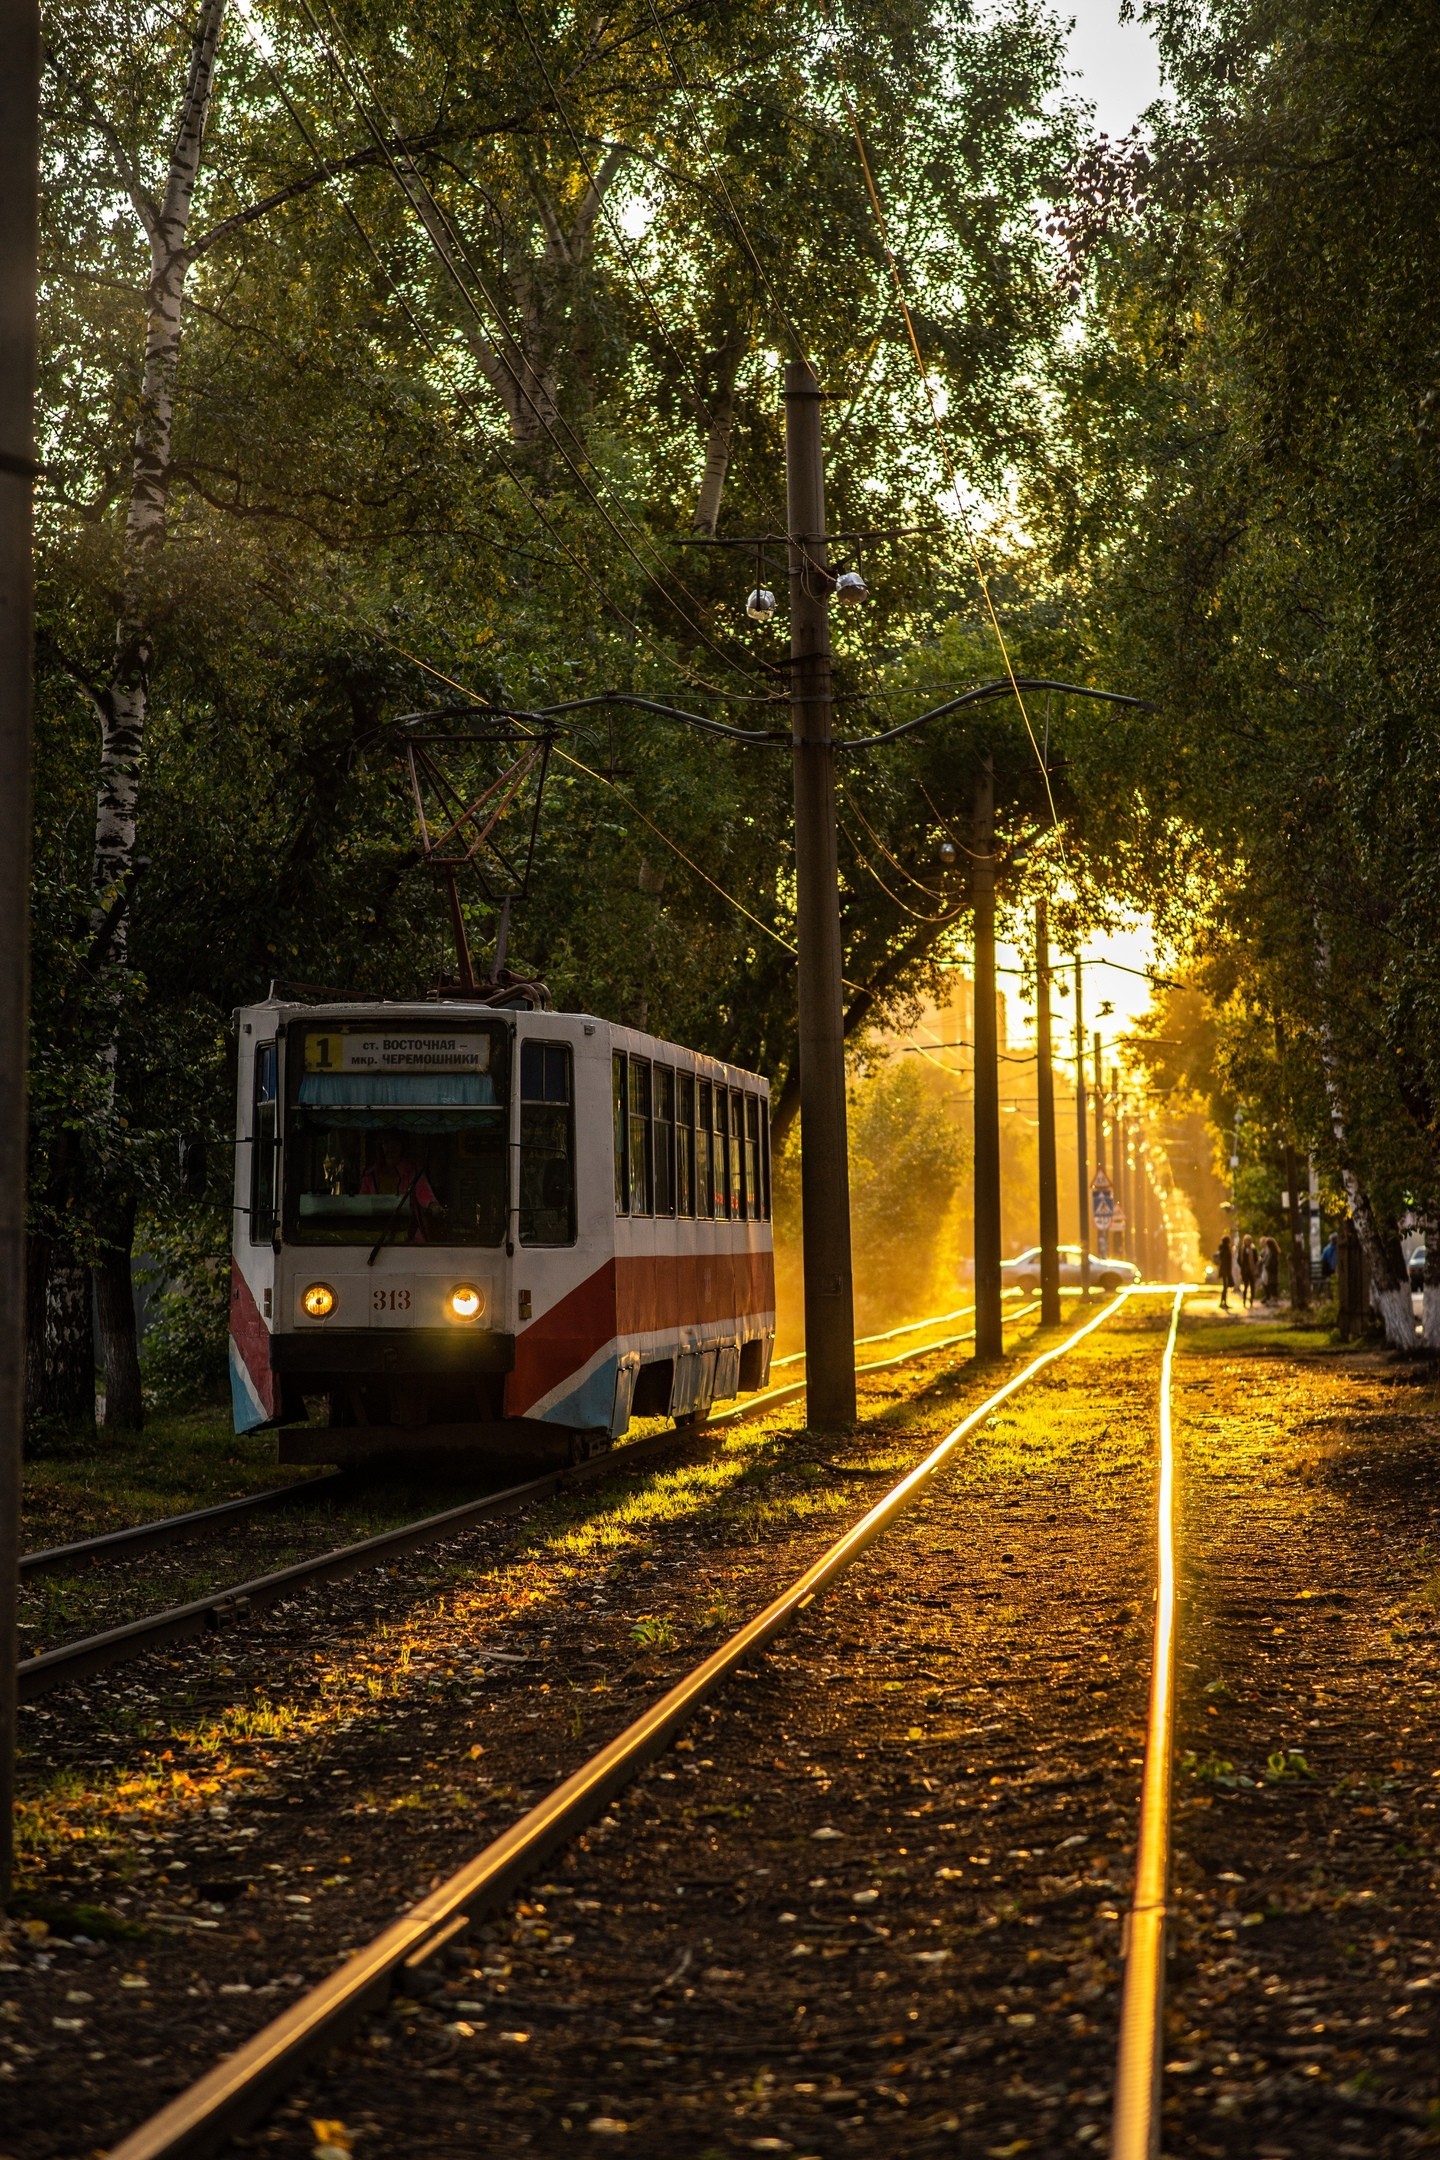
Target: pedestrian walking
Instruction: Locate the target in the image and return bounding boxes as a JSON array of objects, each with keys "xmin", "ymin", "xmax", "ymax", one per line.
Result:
[
  {"xmin": 1240, "ymin": 1233, "xmax": 1259, "ymax": 1308},
  {"xmin": 1215, "ymin": 1233, "xmax": 1236, "ymax": 1311},
  {"xmin": 1260, "ymin": 1235, "xmax": 1281, "ymax": 1303}
]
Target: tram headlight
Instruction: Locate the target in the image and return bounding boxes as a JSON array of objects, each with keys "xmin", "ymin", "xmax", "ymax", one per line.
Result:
[
  {"xmin": 449, "ymin": 1283, "xmax": 484, "ymax": 1321},
  {"xmin": 302, "ymin": 1282, "xmax": 336, "ymax": 1319}
]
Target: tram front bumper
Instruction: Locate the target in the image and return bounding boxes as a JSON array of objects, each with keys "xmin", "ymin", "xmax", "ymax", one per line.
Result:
[{"xmin": 270, "ymin": 1328, "xmax": 516, "ymax": 1376}]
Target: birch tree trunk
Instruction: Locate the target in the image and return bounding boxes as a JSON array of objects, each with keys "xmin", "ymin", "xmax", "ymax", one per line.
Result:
[
  {"xmin": 33, "ymin": 0, "xmax": 229, "ymax": 1439},
  {"xmin": 94, "ymin": 0, "xmax": 227, "ymax": 922},
  {"xmin": 692, "ymin": 322, "xmax": 746, "ymax": 536},
  {"xmin": 1313, "ymin": 927, "xmax": 1416, "ymax": 1350},
  {"xmin": 392, "ymin": 150, "xmax": 622, "ymax": 446}
]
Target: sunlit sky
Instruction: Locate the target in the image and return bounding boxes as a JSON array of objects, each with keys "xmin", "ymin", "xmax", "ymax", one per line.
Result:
[
  {"xmin": 999, "ymin": 915, "xmax": 1161, "ymax": 1063},
  {"xmin": 1061, "ymin": 0, "xmax": 1164, "ymax": 139}
]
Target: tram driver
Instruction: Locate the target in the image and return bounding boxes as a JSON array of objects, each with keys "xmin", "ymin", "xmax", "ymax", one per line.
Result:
[{"xmin": 360, "ymin": 1132, "xmax": 443, "ymax": 1240}]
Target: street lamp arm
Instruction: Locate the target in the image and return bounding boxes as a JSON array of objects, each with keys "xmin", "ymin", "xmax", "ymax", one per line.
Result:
[{"xmin": 837, "ymin": 676, "xmax": 1155, "ymax": 750}]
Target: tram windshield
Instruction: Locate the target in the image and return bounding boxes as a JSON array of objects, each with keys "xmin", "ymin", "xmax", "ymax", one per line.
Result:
[{"xmin": 284, "ymin": 1022, "xmax": 509, "ymax": 1248}]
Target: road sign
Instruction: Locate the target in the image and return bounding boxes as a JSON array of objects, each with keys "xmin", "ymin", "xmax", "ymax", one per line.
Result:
[
  {"xmin": 1092, "ymin": 1188, "xmax": 1116, "ymax": 1228},
  {"xmin": 1109, "ymin": 1209, "xmax": 1127, "ymax": 1232},
  {"xmin": 1091, "ymin": 1168, "xmax": 1113, "ymax": 1193}
]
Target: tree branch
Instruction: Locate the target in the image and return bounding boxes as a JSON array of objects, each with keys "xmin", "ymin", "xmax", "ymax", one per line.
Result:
[{"xmin": 45, "ymin": 46, "xmax": 161, "ymax": 240}]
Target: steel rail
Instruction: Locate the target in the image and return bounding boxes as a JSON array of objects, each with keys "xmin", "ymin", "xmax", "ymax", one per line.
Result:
[
  {"xmin": 105, "ymin": 1288, "xmax": 1135, "ymax": 2160},
  {"xmin": 1110, "ymin": 1285, "xmax": 1187, "ymax": 2160},
  {"xmin": 19, "ymin": 1299, "xmax": 1056, "ymax": 1700},
  {"xmin": 17, "ymin": 1428, "xmax": 702, "ymax": 1702},
  {"xmin": 709, "ymin": 1296, "xmax": 1047, "ymax": 1426},
  {"xmin": 19, "ymin": 1472, "xmax": 351, "ymax": 1580},
  {"xmin": 769, "ymin": 1286, "xmax": 1033, "ymax": 1370}
]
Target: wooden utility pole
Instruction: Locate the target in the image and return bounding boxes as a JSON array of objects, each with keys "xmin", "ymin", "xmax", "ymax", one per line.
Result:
[
  {"xmin": 0, "ymin": 0, "xmax": 39, "ymax": 1908},
  {"xmin": 784, "ymin": 361, "xmax": 855, "ymax": 1426},
  {"xmin": 972, "ymin": 757, "xmax": 1002, "ymax": 1359},
  {"xmin": 1074, "ymin": 958, "xmax": 1090, "ymax": 1301},
  {"xmin": 1034, "ymin": 899, "xmax": 1060, "ymax": 1325}
]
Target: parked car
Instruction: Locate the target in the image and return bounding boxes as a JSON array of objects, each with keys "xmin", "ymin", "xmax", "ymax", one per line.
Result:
[
  {"xmin": 1409, "ymin": 1243, "xmax": 1426, "ymax": 1294},
  {"xmin": 1000, "ymin": 1244, "xmax": 1141, "ymax": 1295}
]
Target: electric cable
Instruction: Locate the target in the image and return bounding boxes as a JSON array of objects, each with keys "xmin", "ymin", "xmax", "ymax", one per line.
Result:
[
  {"xmin": 840, "ymin": 784, "xmax": 949, "ymax": 900},
  {"xmin": 818, "ymin": 19, "xmax": 1061, "ymax": 826},
  {"xmin": 506, "ymin": 0, "xmax": 787, "ymax": 538},
  {"xmin": 838, "ymin": 823, "xmax": 965, "ymax": 925},
  {"xmin": 364, "ymin": 633, "xmax": 824, "ymax": 973},
  {"xmin": 635, "ymin": 0, "xmax": 811, "ymax": 370},
  {"xmin": 297, "ymin": 0, "xmax": 782, "ymax": 699}
]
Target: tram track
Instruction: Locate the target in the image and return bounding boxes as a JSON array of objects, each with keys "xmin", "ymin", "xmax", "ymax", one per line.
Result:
[
  {"xmin": 18, "ymin": 1296, "xmax": 1057, "ymax": 1702},
  {"xmin": 12, "ymin": 1287, "xmax": 1435, "ymax": 2158},
  {"xmin": 100, "ymin": 1289, "xmax": 1138, "ymax": 2160},
  {"xmin": 19, "ymin": 1473, "xmax": 352, "ymax": 1580}
]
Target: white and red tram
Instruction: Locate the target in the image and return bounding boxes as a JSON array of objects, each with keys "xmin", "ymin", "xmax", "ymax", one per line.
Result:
[{"xmin": 229, "ymin": 995, "xmax": 776, "ymax": 1461}]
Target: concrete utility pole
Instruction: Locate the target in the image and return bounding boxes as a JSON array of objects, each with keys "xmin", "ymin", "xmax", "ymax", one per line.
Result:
[
  {"xmin": 0, "ymin": 0, "xmax": 39, "ymax": 1908},
  {"xmin": 1093, "ymin": 1033, "xmax": 1107, "ymax": 1258},
  {"xmin": 784, "ymin": 361, "xmax": 855, "ymax": 1427},
  {"xmin": 972, "ymin": 757, "xmax": 1003, "ymax": 1359},
  {"xmin": 1110, "ymin": 1067, "xmax": 1124, "ymax": 1261},
  {"xmin": 1034, "ymin": 899, "xmax": 1060, "ymax": 1325},
  {"xmin": 1135, "ymin": 1142, "xmax": 1150, "ymax": 1281},
  {"xmin": 1074, "ymin": 958, "xmax": 1090, "ymax": 1301}
]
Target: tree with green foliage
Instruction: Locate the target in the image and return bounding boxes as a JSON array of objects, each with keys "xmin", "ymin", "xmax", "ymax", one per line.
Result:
[
  {"xmin": 30, "ymin": 0, "xmax": 1088, "ymax": 1430},
  {"xmin": 1031, "ymin": 0, "xmax": 1440, "ymax": 1345}
]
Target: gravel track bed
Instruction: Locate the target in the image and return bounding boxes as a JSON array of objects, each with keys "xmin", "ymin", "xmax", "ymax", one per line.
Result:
[
  {"xmin": 1164, "ymin": 1307, "xmax": 1440, "ymax": 2157},
  {"xmin": 232, "ymin": 1307, "xmax": 1168, "ymax": 2157},
  {"xmin": 15, "ymin": 1465, "xmax": 579, "ymax": 1659},
  {"xmin": 0, "ymin": 1314, "xmax": 1077, "ymax": 2158}
]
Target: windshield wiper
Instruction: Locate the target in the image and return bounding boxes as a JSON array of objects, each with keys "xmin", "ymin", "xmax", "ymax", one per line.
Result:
[{"xmin": 367, "ymin": 1183, "xmax": 415, "ymax": 1268}]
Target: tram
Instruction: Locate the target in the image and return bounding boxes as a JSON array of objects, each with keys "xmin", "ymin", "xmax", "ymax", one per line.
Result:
[{"xmin": 228, "ymin": 991, "xmax": 776, "ymax": 1463}]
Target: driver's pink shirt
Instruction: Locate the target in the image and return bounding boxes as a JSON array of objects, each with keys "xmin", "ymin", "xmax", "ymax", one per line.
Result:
[{"xmin": 360, "ymin": 1160, "xmax": 437, "ymax": 1210}]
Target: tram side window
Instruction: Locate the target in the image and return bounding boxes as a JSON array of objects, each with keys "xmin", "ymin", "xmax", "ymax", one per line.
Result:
[
  {"xmin": 745, "ymin": 1094, "xmax": 761, "ymax": 1220},
  {"xmin": 676, "ymin": 1073, "xmax": 695, "ymax": 1216},
  {"xmin": 520, "ymin": 1041, "xmax": 575, "ymax": 1245},
  {"xmin": 761, "ymin": 1096, "xmax": 772, "ymax": 1220},
  {"xmin": 696, "ymin": 1080, "xmax": 714, "ymax": 1219},
  {"xmin": 729, "ymin": 1090, "xmax": 744, "ymax": 1218},
  {"xmin": 653, "ymin": 1065, "xmax": 675, "ymax": 1216},
  {"xmin": 613, "ymin": 1053, "xmax": 628, "ymax": 1214},
  {"xmin": 712, "ymin": 1084, "xmax": 730, "ymax": 1218},
  {"xmin": 250, "ymin": 1042, "xmax": 278, "ymax": 1245},
  {"xmin": 628, "ymin": 1057, "xmax": 653, "ymax": 1215}
]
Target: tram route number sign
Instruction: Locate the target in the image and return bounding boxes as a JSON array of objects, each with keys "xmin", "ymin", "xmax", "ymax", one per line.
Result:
[{"xmin": 304, "ymin": 1028, "xmax": 493, "ymax": 1074}]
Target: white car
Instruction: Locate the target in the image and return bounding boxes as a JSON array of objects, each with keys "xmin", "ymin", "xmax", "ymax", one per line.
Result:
[{"xmin": 1000, "ymin": 1244, "xmax": 1140, "ymax": 1294}]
